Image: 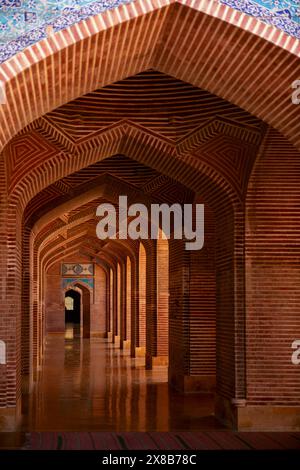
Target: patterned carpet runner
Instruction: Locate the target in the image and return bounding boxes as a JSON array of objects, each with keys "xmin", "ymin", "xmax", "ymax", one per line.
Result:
[{"xmin": 20, "ymin": 432, "xmax": 300, "ymax": 450}]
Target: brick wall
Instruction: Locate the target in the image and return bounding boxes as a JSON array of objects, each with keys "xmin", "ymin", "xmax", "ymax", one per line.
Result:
[
  {"xmin": 246, "ymin": 128, "xmax": 300, "ymax": 405},
  {"xmin": 189, "ymin": 204, "xmax": 216, "ymax": 387}
]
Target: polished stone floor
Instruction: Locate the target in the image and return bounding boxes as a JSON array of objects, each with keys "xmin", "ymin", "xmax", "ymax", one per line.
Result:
[
  {"xmin": 2, "ymin": 334, "xmax": 300, "ymax": 450},
  {"xmin": 21, "ymin": 333, "xmax": 220, "ymax": 432}
]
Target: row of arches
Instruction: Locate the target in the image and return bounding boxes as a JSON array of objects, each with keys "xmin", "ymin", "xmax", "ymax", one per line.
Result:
[
  {"xmin": 57, "ymin": 237, "xmax": 169, "ymax": 369},
  {"xmin": 0, "ymin": 0, "xmax": 299, "ymax": 433},
  {"xmin": 9, "ymin": 124, "xmax": 300, "ymax": 433},
  {"xmin": 107, "ymin": 237, "xmax": 169, "ymax": 366}
]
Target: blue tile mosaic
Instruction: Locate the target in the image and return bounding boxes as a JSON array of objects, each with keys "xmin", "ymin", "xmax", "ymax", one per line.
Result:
[
  {"xmin": 62, "ymin": 277, "xmax": 94, "ymax": 290},
  {"xmin": 0, "ymin": 0, "xmax": 133, "ymax": 62},
  {"xmin": 0, "ymin": 1, "xmax": 299, "ymax": 63},
  {"xmin": 221, "ymin": 1, "xmax": 300, "ymax": 38}
]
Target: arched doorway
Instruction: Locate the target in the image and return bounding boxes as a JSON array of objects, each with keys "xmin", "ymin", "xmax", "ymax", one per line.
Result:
[
  {"xmin": 64, "ymin": 289, "xmax": 81, "ymax": 338},
  {"xmin": 64, "ymin": 283, "xmax": 91, "ymax": 339}
]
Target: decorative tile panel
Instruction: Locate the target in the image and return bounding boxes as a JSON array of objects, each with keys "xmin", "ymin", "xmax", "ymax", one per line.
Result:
[
  {"xmin": 0, "ymin": 1, "xmax": 299, "ymax": 64},
  {"xmin": 62, "ymin": 263, "xmax": 94, "ymax": 276},
  {"xmin": 0, "ymin": 0, "xmax": 133, "ymax": 62},
  {"xmin": 62, "ymin": 277, "xmax": 94, "ymax": 290},
  {"xmin": 221, "ymin": 1, "xmax": 300, "ymax": 38}
]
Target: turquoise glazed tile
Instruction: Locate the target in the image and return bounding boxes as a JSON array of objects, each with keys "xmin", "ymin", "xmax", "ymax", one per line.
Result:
[{"xmin": 0, "ymin": 0, "xmax": 299, "ymax": 62}]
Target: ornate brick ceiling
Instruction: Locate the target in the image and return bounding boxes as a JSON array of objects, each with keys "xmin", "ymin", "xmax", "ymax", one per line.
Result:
[
  {"xmin": 45, "ymin": 71, "xmax": 262, "ymax": 143},
  {"xmin": 15, "ymin": 69, "xmax": 267, "ymax": 266},
  {"xmin": 9, "ymin": 70, "xmax": 264, "ymax": 212}
]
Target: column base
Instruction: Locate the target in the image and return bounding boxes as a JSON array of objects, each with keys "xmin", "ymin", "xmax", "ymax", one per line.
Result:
[
  {"xmin": 107, "ymin": 331, "xmax": 113, "ymax": 341},
  {"xmin": 215, "ymin": 394, "xmax": 300, "ymax": 430},
  {"xmin": 146, "ymin": 355, "xmax": 169, "ymax": 369},
  {"xmin": 152, "ymin": 355, "xmax": 168, "ymax": 367},
  {"xmin": 135, "ymin": 347, "xmax": 145, "ymax": 357},
  {"xmin": 123, "ymin": 340, "xmax": 131, "ymax": 350},
  {"xmin": 169, "ymin": 371, "xmax": 216, "ymax": 393}
]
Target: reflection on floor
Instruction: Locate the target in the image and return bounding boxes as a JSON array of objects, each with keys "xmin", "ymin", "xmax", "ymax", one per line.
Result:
[
  {"xmin": 22, "ymin": 335, "xmax": 220, "ymax": 432},
  {"xmin": 1, "ymin": 336, "xmax": 300, "ymax": 449},
  {"xmin": 65, "ymin": 323, "xmax": 81, "ymax": 340}
]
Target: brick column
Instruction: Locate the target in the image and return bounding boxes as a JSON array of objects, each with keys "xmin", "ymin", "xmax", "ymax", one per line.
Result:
[
  {"xmin": 168, "ymin": 238, "xmax": 190, "ymax": 390},
  {"xmin": 112, "ymin": 265, "xmax": 118, "ymax": 344},
  {"xmin": 105, "ymin": 269, "xmax": 110, "ymax": 338},
  {"xmin": 116, "ymin": 263, "xmax": 121, "ymax": 347},
  {"xmin": 243, "ymin": 128, "xmax": 300, "ymax": 430},
  {"xmin": 119, "ymin": 260, "xmax": 127, "ymax": 350},
  {"xmin": 107, "ymin": 268, "xmax": 113, "ymax": 341},
  {"xmin": 187, "ymin": 205, "xmax": 216, "ymax": 392},
  {"xmin": 145, "ymin": 240, "xmax": 157, "ymax": 370},
  {"xmin": 155, "ymin": 236, "xmax": 169, "ymax": 367},
  {"xmin": 108, "ymin": 266, "xmax": 118, "ymax": 344},
  {"xmin": 123, "ymin": 256, "xmax": 131, "ymax": 351},
  {"xmin": 130, "ymin": 254, "xmax": 138, "ymax": 358},
  {"xmin": 21, "ymin": 225, "xmax": 31, "ymax": 389},
  {"xmin": 136, "ymin": 243, "xmax": 146, "ymax": 357},
  {"xmin": 0, "ymin": 197, "xmax": 22, "ymax": 430},
  {"xmin": 90, "ymin": 264, "xmax": 107, "ymax": 337}
]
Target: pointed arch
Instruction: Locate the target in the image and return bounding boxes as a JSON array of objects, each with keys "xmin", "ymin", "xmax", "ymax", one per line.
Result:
[{"xmin": 0, "ymin": 0, "xmax": 298, "ymax": 156}]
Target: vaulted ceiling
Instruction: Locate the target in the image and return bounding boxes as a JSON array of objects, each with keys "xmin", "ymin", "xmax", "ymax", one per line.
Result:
[{"xmin": 16, "ymin": 70, "xmax": 266, "ymax": 267}]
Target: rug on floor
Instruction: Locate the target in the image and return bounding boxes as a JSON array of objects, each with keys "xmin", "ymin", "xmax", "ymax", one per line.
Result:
[{"xmin": 21, "ymin": 432, "xmax": 300, "ymax": 450}]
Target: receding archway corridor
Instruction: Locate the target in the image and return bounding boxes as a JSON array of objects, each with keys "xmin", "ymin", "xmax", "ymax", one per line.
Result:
[
  {"xmin": 21, "ymin": 335, "xmax": 219, "ymax": 432},
  {"xmin": 1, "ymin": 0, "xmax": 300, "ymax": 458},
  {"xmin": 0, "ymin": 51, "xmax": 300, "ymax": 437}
]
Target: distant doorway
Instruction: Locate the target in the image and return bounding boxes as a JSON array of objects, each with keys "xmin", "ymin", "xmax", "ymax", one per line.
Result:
[{"xmin": 65, "ymin": 289, "xmax": 81, "ymax": 338}]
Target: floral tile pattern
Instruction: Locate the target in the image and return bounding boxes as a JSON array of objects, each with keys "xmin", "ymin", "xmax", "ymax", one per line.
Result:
[
  {"xmin": 221, "ymin": 0, "xmax": 300, "ymax": 38},
  {"xmin": 62, "ymin": 277, "xmax": 94, "ymax": 291},
  {"xmin": 0, "ymin": 0, "xmax": 299, "ymax": 63},
  {"xmin": 0, "ymin": 0, "xmax": 133, "ymax": 62}
]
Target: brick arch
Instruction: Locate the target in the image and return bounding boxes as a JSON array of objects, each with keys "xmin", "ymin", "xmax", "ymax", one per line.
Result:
[
  {"xmin": 64, "ymin": 287, "xmax": 81, "ymax": 327},
  {"xmin": 0, "ymin": 0, "xmax": 299, "ymax": 432},
  {"xmin": 18, "ymin": 145, "xmax": 240, "ymax": 381},
  {"xmin": 7, "ymin": 75, "xmax": 252, "ymax": 403},
  {"xmin": 31, "ymin": 174, "xmax": 164, "ymax": 242},
  {"xmin": 0, "ymin": 0, "xmax": 299, "ymax": 157},
  {"xmin": 34, "ymin": 199, "xmax": 163, "ymax": 368},
  {"xmin": 30, "ymin": 217, "xmax": 107, "ymax": 369},
  {"xmin": 97, "ymin": 239, "xmax": 139, "ymax": 354},
  {"xmin": 17, "ymin": 148, "xmax": 241, "ymax": 420},
  {"xmin": 7, "ymin": 123, "xmax": 245, "ymax": 210},
  {"xmin": 25, "ymin": 176, "xmax": 155, "ymax": 373},
  {"xmin": 73, "ymin": 282, "xmax": 91, "ymax": 339},
  {"xmin": 34, "ymin": 193, "xmax": 166, "ymax": 365},
  {"xmin": 2, "ymin": 2, "xmax": 288, "ymax": 418},
  {"xmin": 2, "ymin": 142, "xmax": 242, "ymax": 429}
]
